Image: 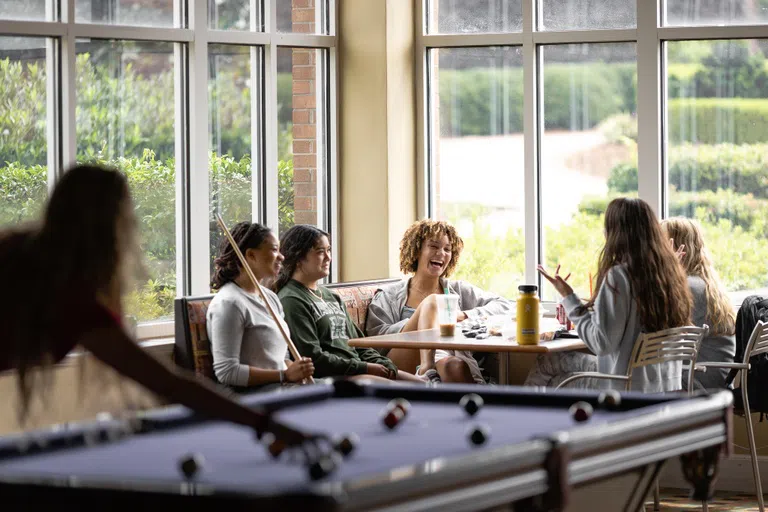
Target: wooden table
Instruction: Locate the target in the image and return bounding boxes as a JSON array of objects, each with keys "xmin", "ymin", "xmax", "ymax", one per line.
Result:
[{"xmin": 349, "ymin": 318, "xmax": 589, "ymax": 385}]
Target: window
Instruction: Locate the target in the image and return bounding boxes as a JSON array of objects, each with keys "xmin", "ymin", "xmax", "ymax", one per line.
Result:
[
  {"xmin": 0, "ymin": 1, "xmax": 337, "ymax": 337},
  {"xmin": 665, "ymin": 38, "xmax": 768, "ymax": 303},
  {"xmin": 429, "ymin": 46, "xmax": 525, "ymax": 298},
  {"xmin": 209, "ymin": 44, "xmax": 262, "ymax": 279},
  {"xmin": 420, "ymin": 0, "xmax": 765, "ymax": 306},
  {"xmin": 76, "ymin": 39, "xmax": 177, "ymax": 322},
  {"xmin": 0, "ymin": 36, "xmax": 50, "ymax": 225},
  {"xmin": 540, "ymin": 43, "xmax": 637, "ymax": 301}
]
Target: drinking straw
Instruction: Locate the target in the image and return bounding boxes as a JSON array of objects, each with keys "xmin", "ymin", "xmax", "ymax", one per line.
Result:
[{"xmin": 444, "ymin": 286, "xmax": 451, "ymax": 319}]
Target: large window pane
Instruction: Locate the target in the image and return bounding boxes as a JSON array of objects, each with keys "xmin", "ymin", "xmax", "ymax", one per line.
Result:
[
  {"xmin": 666, "ymin": 39, "xmax": 768, "ymax": 303},
  {"xmin": 209, "ymin": 44, "xmax": 262, "ymax": 283},
  {"xmin": 429, "ymin": 46, "xmax": 524, "ymax": 299},
  {"xmin": 209, "ymin": 0, "xmax": 263, "ymax": 31},
  {"xmin": 427, "ymin": 0, "xmax": 522, "ymax": 34},
  {"xmin": 76, "ymin": 39, "xmax": 176, "ymax": 323},
  {"xmin": 277, "ymin": 0, "xmax": 329, "ymax": 35},
  {"xmin": 276, "ymin": 47, "xmax": 327, "ymax": 233},
  {"xmin": 76, "ymin": 0, "xmax": 178, "ymax": 28},
  {"xmin": 540, "ymin": 43, "xmax": 638, "ymax": 302},
  {"xmin": 0, "ymin": 36, "xmax": 49, "ymax": 227},
  {"xmin": 666, "ymin": 0, "xmax": 768, "ymax": 27},
  {"xmin": 0, "ymin": 0, "xmax": 51, "ymax": 22},
  {"xmin": 538, "ymin": 0, "xmax": 636, "ymax": 31}
]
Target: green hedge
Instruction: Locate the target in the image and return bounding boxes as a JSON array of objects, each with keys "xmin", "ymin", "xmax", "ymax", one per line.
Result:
[
  {"xmin": 580, "ymin": 188, "xmax": 768, "ymax": 238},
  {"xmin": 668, "ymin": 98, "xmax": 768, "ymax": 145},
  {"xmin": 607, "ymin": 143, "xmax": 768, "ymax": 199}
]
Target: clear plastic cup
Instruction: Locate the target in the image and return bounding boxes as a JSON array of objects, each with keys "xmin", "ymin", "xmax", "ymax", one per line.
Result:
[{"xmin": 435, "ymin": 294, "xmax": 459, "ymax": 336}]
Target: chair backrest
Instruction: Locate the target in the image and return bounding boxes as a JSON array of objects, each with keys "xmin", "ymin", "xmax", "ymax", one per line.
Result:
[
  {"xmin": 626, "ymin": 325, "xmax": 708, "ymax": 393},
  {"xmin": 173, "ymin": 278, "xmax": 402, "ymax": 379},
  {"xmin": 741, "ymin": 320, "xmax": 768, "ymax": 363}
]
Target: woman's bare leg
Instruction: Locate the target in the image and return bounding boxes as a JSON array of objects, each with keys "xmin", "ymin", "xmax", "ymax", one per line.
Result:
[
  {"xmin": 386, "ymin": 295, "xmax": 441, "ymax": 375},
  {"xmin": 435, "ymin": 356, "xmax": 475, "ymax": 383}
]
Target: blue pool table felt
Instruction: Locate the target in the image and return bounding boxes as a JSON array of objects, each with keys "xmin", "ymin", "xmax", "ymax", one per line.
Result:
[{"xmin": 0, "ymin": 396, "xmax": 658, "ymax": 496}]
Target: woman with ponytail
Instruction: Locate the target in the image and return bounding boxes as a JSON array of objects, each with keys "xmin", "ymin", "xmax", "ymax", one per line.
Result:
[{"xmin": 207, "ymin": 221, "xmax": 314, "ymax": 392}]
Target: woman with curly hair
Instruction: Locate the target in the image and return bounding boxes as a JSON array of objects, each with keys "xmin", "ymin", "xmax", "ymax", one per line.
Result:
[
  {"xmin": 274, "ymin": 224, "xmax": 427, "ymax": 383},
  {"xmin": 207, "ymin": 221, "xmax": 314, "ymax": 392},
  {"xmin": 662, "ymin": 217, "xmax": 736, "ymax": 391},
  {"xmin": 365, "ymin": 219, "xmax": 514, "ymax": 384}
]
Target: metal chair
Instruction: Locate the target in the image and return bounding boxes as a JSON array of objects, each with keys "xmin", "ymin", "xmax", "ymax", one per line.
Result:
[
  {"xmin": 556, "ymin": 324, "xmax": 709, "ymax": 511},
  {"xmin": 693, "ymin": 320, "xmax": 768, "ymax": 512}
]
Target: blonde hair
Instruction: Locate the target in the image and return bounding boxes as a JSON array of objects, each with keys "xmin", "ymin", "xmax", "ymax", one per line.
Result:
[{"xmin": 662, "ymin": 217, "xmax": 735, "ymax": 336}]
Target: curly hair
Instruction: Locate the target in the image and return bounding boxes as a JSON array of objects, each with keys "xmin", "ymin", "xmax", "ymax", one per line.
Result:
[
  {"xmin": 211, "ymin": 221, "xmax": 273, "ymax": 290},
  {"xmin": 273, "ymin": 224, "xmax": 330, "ymax": 292},
  {"xmin": 399, "ymin": 219, "xmax": 464, "ymax": 277}
]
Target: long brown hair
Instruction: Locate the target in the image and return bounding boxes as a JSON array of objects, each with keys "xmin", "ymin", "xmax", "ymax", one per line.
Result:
[
  {"xmin": 1, "ymin": 164, "xmax": 142, "ymax": 423},
  {"xmin": 273, "ymin": 224, "xmax": 329, "ymax": 293},
  {"xmin": 585, "ymin": 198, "xmax": 692, "ymax": 332},
  {"xmin": 661, "ymin": 217, "xmax": 735, "ymax": 336}
]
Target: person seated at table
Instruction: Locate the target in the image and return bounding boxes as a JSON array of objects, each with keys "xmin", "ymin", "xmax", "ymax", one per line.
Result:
[
  {"xmin": 0, "ymin": 164, "xmax": 310, "ymax": 447},
  {"xmin": 207, "ymin": 221, "xmax": 315, "ymax": 393},
  {"xmin": 537, "ymin": 197, "xmax": 693, "ymax": 393},
  {"xmin": 365, "ymin": 219, "xmax": 514, "ymax": 384},
  {"xmin": 274, "ymin": 224, "xmax": 428, "ymax": 384},
  {"xmin": 661, "ymin": 217, "xmax": 736, "ymax": 392}
]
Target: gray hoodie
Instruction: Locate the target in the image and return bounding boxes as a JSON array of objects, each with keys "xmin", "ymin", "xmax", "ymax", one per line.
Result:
[
  {"xmin": 562, "ymin": 264, "xmax": 683, "ymax": 394},
  {"xmin": 365, "ymin": 277, "xmax": 515, "ymax": 337},
  {"xmin": 365, "ymin": 277, "xmax": 514, "ymax": 384}
]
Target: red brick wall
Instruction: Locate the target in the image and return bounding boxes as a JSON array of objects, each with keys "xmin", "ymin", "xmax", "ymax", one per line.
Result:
[{"xmin": 291, "ymin": 0, "xmax": 318, "ymax": 225}]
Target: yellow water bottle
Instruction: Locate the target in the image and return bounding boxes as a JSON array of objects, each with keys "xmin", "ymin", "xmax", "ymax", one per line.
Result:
[{"xmin": 516, "ymin": 285, "xmax": 539, "ymax": 345}]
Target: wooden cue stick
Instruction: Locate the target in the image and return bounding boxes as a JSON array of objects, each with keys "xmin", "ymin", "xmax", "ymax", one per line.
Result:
[{"xmin": 215, "ymin": 214, "xmax": 314, "ymax": 384}]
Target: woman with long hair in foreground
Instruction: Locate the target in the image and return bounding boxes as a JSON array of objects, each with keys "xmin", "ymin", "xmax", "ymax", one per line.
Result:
[{"xmin": 0, "ymin": 164, "xmax": 313, "ymax": 447}]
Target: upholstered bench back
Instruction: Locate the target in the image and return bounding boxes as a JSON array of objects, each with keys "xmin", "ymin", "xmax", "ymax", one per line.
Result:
[{"xmin": 173, "ymin": 278, "xmax": 400, "ymax": 380}]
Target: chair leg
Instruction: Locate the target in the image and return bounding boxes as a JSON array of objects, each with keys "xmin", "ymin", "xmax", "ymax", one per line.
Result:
[
  {"xmin": 702, "ymin": 499, "xmax": 708, "ymax": 511},
  {"xmin": 742, "ymin": 384, "xmax": 765, "ymax": 512},
  {"xmin": 653, "ymin": 479, "xmax": 660, "ymax": 510}
]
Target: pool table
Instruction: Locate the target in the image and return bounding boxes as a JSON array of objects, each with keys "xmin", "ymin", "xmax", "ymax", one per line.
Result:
[{"xmin": 0, "ymin": 379, "xmax": 733, "ymax": 511}]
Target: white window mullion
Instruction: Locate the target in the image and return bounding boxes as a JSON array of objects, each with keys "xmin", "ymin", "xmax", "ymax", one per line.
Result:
[
  {"xmin": 264, "ymin": 0, "xmax": 279, "ymax": 234},
  {"xmin": 636, "ymin": 0, "xmax": 663, "ymax": 217},
  {"xmin": 415, "ymin": 0, "xmax": 429, "ymax": 219},
  {"xmin": 187, "ymin": 0, "xmax": 211, "ymax": 295},
  {"xmin": 60, "ymin": 0, "xmax": 77, "ymax": 171},
  {"xmin": 522, "ymin": 0, "xmax": 539, "ymax": 288},
  {"xmin": 250, "ymin": 44, "xmax": 264, "ymax": 225}
]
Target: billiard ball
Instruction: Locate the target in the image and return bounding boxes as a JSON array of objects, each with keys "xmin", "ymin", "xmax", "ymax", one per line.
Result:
[
  {"xmin": 388, "ymin": 398, "xmax": 411, "ymax": 417},
  {"xmin": 598, "ymin": 390, "xmax": 622, "ymax": 409},
  {"xmin": 569, "ymin": 401, "xmax": 593, "ymax": 423},
  {"xmin": 467, "ymin": 424, "xmax": 490, "ymax": 446},
  {"xmin": 308, "ymin": 453, "xmax": 339, "ymax": 481},
  {"xmin": 179, "ymin": 453, "xmax": 205, "ymax": 479},
  {"xmin": 460, "ymin": 393, "xmax": 484, "ymax": 417},
  {"xmin": 268, "ymin": 437, "xmax": 288, "ymax": 459},
  {"xmin": 382, "ymin": 407, "xmax": 405, "ymax": 430},
  {"xmin": 335, "ymin": 433, "xmax": 359, "ymax": 457}
]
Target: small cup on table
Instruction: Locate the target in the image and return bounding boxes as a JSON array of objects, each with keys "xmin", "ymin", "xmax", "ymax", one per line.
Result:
[{"xmin": 436, "ymin": 294, "xmax": 460, "ymax": 337}]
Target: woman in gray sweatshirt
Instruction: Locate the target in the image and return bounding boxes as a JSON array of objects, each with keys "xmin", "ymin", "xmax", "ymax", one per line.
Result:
[
  {"xmin": 538, "ymin": 198, "xmax": 694, "ymax": 393},
  {"xmin": 662, "ymin": 217, "xmax": 736, "ymax": 391},
  {"xmin": 206, "ymin": 222, "xmax": 315, "ymax": 391}
]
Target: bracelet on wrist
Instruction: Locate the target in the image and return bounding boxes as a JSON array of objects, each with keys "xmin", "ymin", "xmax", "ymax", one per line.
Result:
[{"xmin": 279, "ymin": 370, "xmax": 285, "ymax": 384}]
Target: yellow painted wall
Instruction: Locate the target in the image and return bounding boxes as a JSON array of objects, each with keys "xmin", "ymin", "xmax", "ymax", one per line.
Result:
[{"xmin": 338, "ymin": 0, "xmax": 417, "ymax": 282}]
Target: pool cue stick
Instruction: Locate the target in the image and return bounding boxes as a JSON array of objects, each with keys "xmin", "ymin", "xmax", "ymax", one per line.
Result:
[{"xmin": 215, "ymin": 214, "xmax": 314, "ymax": 384}]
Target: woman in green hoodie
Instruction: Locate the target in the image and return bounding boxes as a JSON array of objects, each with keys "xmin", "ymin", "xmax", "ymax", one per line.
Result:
[{"xmin": 274, "ymin": 225, "xmax": 428, "ymax": 383}]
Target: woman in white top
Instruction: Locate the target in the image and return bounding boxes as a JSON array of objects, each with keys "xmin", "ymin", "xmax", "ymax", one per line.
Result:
[
  {"xmin": 538, "ymin": 198, "xmax": 694, "ymax": 393},
  {"xmin": 207, "ymin": 221, "xmax": 314, "ymax": 391}
]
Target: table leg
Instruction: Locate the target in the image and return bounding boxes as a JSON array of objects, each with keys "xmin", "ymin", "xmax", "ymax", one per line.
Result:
[{"xmin": 499, "ymin": 352, "xmax": 509, "ymax": 386}]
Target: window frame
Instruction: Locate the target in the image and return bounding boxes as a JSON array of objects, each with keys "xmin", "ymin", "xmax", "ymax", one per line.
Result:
[
  {"xmin": 416, "ymin": 0, "xmax": 767, "ymax": 308},
  {"xmin": 0, "ymin": 0, "xmax": 339, "ymax": 341}
]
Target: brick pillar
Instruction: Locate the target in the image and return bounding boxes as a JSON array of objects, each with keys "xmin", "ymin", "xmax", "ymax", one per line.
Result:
[{"xmin": 292, "ymin": 0, "xmax": 318, "ymax": 225}]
